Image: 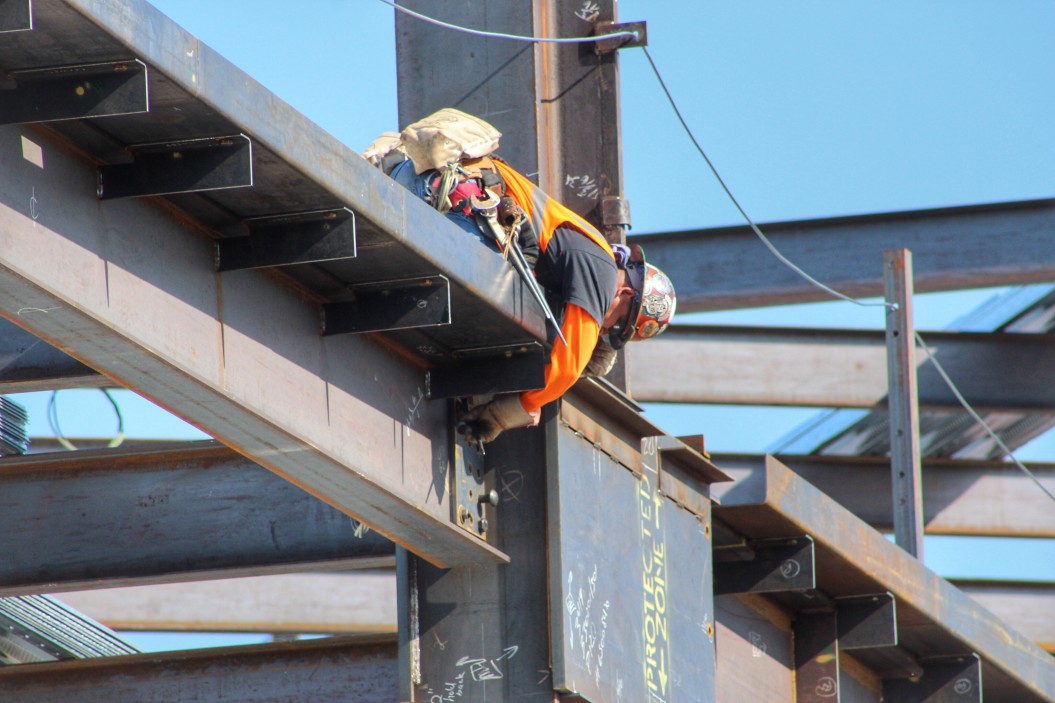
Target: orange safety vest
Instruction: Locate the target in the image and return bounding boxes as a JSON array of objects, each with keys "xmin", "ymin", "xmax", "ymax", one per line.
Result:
[{"xmin": 490, "ymin": 159, "xmax": 616, "ymax": 415}]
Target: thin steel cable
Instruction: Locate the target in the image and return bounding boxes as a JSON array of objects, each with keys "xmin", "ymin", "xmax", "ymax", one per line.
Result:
[
  {"xmin": 378, "ymin": 0, "xmax": 639, "ymax": 44},
  {"xmin": 914, "ymin": 331, "xmax": 1055, "ymax": 504},
  {"xmin": 639, "ymin": 46, "xmax": 890, "ymax": 311},
  {"xmin": 46, "ymin": 389, "xmax": 126, "ymax": 451}
]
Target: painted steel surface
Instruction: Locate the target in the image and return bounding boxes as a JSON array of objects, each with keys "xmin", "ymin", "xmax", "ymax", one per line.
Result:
[
  {"xmin": 548, "ymin": 425, "xmax": 716, "ymax": 702},
  {"xmin": 0, "ymin": 441, "xmax": 394, "ymax": 595}
]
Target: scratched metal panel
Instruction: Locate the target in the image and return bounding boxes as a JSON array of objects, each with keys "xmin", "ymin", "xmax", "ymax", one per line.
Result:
[
  {"xmin": 408, "ymin": 425, "xmax": 553, "ymax": 702},
  {"xmin": 714, "ymin": 595, "xmax": 794, "ymax": 703},
  {"xmin": 548, "ymin": 425, "xmax": 716, "ymax": 702}
]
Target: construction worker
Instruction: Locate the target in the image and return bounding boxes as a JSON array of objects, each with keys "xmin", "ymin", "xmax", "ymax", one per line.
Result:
[{"xmin": 364, "ymin": 110, "xmax": 676, "ymax": 443}]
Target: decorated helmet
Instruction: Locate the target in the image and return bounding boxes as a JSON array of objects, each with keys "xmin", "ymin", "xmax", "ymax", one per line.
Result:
[{"xmin": 608, "ymin": 244, "xmax": 676, "ymax": 349}]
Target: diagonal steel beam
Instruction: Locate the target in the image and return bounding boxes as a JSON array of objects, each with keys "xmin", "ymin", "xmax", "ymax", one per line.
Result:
[
  {"xmin": 629, "ymin": 325, "xmax": 1055, "ymax": 411},
  {"xmin": 0, "ymin": 441, "xmax": 395, "ymax": 596},
  {"xmin": 711, "ymin": 453, "xmax": 1055, "ymax": 538},
  {"xmin": 630, "ymin": 198, "xmax": 1055, "ymax": 312},
  {"xmin": 0, "ymin": 127, "xmax": 502, "ymax": 568},
  {"xmin": 713, "ymin": 456, "xmax": 1055, "ymax": 703}
]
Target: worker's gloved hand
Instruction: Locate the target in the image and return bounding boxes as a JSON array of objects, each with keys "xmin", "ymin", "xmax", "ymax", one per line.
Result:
[
  {"xmin": 457, "ymin": 394, "xmax": 533, "ymax": 444},
  {"xmin": 517, "ymin": 220, "xmax": 540, "ymax": 269},
  {"xmin": 581, "ymin": 339, "xmax": 618, "ymax": 378}
]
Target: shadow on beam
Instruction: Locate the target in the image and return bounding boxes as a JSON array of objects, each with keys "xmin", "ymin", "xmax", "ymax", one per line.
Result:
[{"xmin": 0, "ymin": 441, "xmax": 394, "ymax": 596}]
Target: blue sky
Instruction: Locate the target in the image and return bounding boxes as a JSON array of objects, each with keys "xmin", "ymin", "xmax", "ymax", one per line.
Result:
[{"xmin": 9, "ymin": 1, "xmax": 1055, "ymax": 647}]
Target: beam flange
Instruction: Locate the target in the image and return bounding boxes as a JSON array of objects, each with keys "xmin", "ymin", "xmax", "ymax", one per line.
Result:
[
  {"xmin": 0, "ymin": 0, "xmax": 32, "ymax": 33},
  {"xmin": 322, "ymin": 276, "xmax": 451, "ymax": 335},
  {"xmin": 714, "ymin": 536, "xmax": 816, "ymax": 595},
  {"xmin": 216, "ymin": 208, "xmax": 357, "ymax": 271},
  {"xmin": 97, "ymin": 134, "xmax": 253, "ymax": 200},
  {"xmin": 0, "ymin": 60, "xmax": 148, "ymax": 125}
]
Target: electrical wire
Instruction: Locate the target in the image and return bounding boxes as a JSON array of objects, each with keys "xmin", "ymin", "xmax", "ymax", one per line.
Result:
[
  {"xmin": 46, "ymin": 389, "xmax": 126, "ymax": 451},
  {"xmin": 914, "ymin": 332, "xmax": 1055, "ymax": 504},
  {"xmin": 638, "ymin": 45, "xmax": 1054, "ymax": 507},
  {"xmin": 369, "ymin": 4, "xmax": 1053, "ymax": 506},
  {"xmin": 639, "ymin": 46, "xmax": 888, "ymax": 312},
  {"xmin": 378, "ymin": 0, "xmax": 639, "ymax": 44}
]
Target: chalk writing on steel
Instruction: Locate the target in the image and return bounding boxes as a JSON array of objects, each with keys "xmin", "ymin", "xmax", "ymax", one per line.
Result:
[
  {"xmin": 749, "ymin": 631, "xmax": 767, "ymax": 658},
  {"xmin": 565, "ymin": 173, "xmax": 600, "ymax": 200},
  {"xmin": 639, "ymin": 450, "xmax": 670, "ymax": 702},
  {"xmin": 816, "ymin": 676, "xmax": 837, "ymax": 698},
  {"xmin": 575, "ymin": 1, "xmax": 601, "ymax": 22},
  {"xmin": 425, "ymin": 646, "xmax": 519, "ymax": 702},
  {"xmin": 954, "ymin": 678, "xmax": 973, "ymax": 695},
  {"xmin": 405, "ymin": 387, "xmax": 425, "ymax": 435},
  {"xmin": 564, "ymin": 566, "xmax": 611, "ymax": 682}
]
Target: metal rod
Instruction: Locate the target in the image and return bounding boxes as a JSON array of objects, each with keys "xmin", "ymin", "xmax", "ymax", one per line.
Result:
[{"xmin": 884, "ymin": 249, "xmax": 925, "ymax": 559}]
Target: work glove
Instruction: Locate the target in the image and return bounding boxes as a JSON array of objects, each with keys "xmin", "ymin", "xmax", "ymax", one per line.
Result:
[
  {"xmin": 517, "ymin": 220, "xmax": 540, "ymax": 269},
  {"xmin": 581, "ymin": 338, "xmax": 618, "ymax": 378},
  {"xmin": 457, "ymin": 394, "xmax": 533, "ymax": 444}
]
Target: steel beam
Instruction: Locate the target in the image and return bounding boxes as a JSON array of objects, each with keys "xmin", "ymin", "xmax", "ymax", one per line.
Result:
[
  {"xmin": 0, "ymin": 60, "xmax": 149, "ymax": 125},
  {"xmin": 628, "ymin": 324, "xmax": 1055, "ymax": 411},
  {"xmin": 0, "ymin": 123, "xmax": 501, "ymax": 568},
  {"xmin": 0, "ymin": 0, "xmax": 31, "ymax": 33},
  {"xmin": 713, "ymin": 455, "xmax": 1055, "ymax": 702},
  {"xmin": 57, "ymin": 572, "xmax": 397, "ymax": 635},
  {"xmin": 712, "ymin": 453, "xmax": 1055, "ymax": 537},
  {"xmin": 0, "ymin": 636, "xmax": 399, "ymax": 703},
  {"xmin": 630, "ymin": 198, "xmax": 1055, "ymax": 312},
  {"xmin": 885, "ymin": 249, "xmax": 925, "ymax": 557},
  {"xmin": 0, "ymin": 441, "xmax": 395, "ymax": 595},
  {"xmin": 215, "ymin": 208, "xmax": 357, "ymax": 272},
  {"xmin": 0, "ymin": 319, "xmax": 104, "ymax": 392},
  {"xmin": 952, "ymin": 580, "xmax": 1055, "ymax": 653}
]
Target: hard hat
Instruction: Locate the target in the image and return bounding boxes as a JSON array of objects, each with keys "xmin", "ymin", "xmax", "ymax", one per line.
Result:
[{"xmin": 608, "ymin": 244, "xmax": 676, "ymax": 349}]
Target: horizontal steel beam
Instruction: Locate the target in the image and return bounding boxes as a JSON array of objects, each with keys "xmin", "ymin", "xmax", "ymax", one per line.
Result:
[
  {"xmin": 0, "ymin": 636, "xmax": 398, "ymax": 703},
  {"xmin": 58, "ymin": 572, "xmax": 397, "ymax": 635},
  {"xmin": 0, "ymin": 123, "xmax": 502, "ymax": 568},
  {"xmin": 630, "ymin": 325, "xmax": 1055, "ymax": 411},
  {"xmin": 712, "ymin": 453, "xmax": 1055, "ymax": 537},
  {"xmin": 630, "ymin": 199, "xmax": 1055, "ymax": 312},
  {"xmin": 952, "ymin": 580, "xmax": 1055, "ymax": 653},
  {"xmin": 713, "ymin": 455, "xmax": 1055, "ymax": 703},
  {"xmin": 0, "ymin": 441, "xmax": 395, "ymax": 596}
]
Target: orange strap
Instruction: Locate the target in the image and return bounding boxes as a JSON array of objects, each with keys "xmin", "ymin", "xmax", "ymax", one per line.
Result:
[{"xmin": 519, "ymin": 303, "xmax": 599, "ymax": 414}]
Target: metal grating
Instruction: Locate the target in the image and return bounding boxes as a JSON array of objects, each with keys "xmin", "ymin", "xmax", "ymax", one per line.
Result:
[
  {"xmin": 771, "ymin": 285, "xmax": 1055, "ymax": 459},
  {"xmin": 0, "ymin": 595, "xmax": 139, "ymax": 665}
]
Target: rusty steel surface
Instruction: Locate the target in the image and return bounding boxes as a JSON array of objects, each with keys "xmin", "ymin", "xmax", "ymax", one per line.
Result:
[
  {"xmin": 713, "ymin": 456, "xmax": 1055, "ymax": 702},
  {"xmin": 547, "ymin": 426, "xmax": 716, "ymax": 702},
  {"xmin": 0, "ymin": 441, "xmax": 394, "ymax": 596},
  {"xmin": 629, "ymin": 198, "xmax": 1055, "ymax": 313},
  {"xmin": 405, "ymin": 420, "xmax": 553, "ymax": 703},
  {"xmin": 0, "ymin": 636, "xmax": 399, "ymax": 702},
  {"xmin": 0, "ymin": 121, "xmax": 503, "ymax": 567},
  {"xmin": 712, "ymin": 453, "xmax": 1055, "ymax": 537}
]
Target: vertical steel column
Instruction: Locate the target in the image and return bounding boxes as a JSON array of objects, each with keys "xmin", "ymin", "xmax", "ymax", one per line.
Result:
[
  {"xmin": 884, "ymin": 249, "xmax": 925, "ymax": 558},
  {"xmin": 395, "ymin": 2, "xmax": 541, "ymax": 180}
]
